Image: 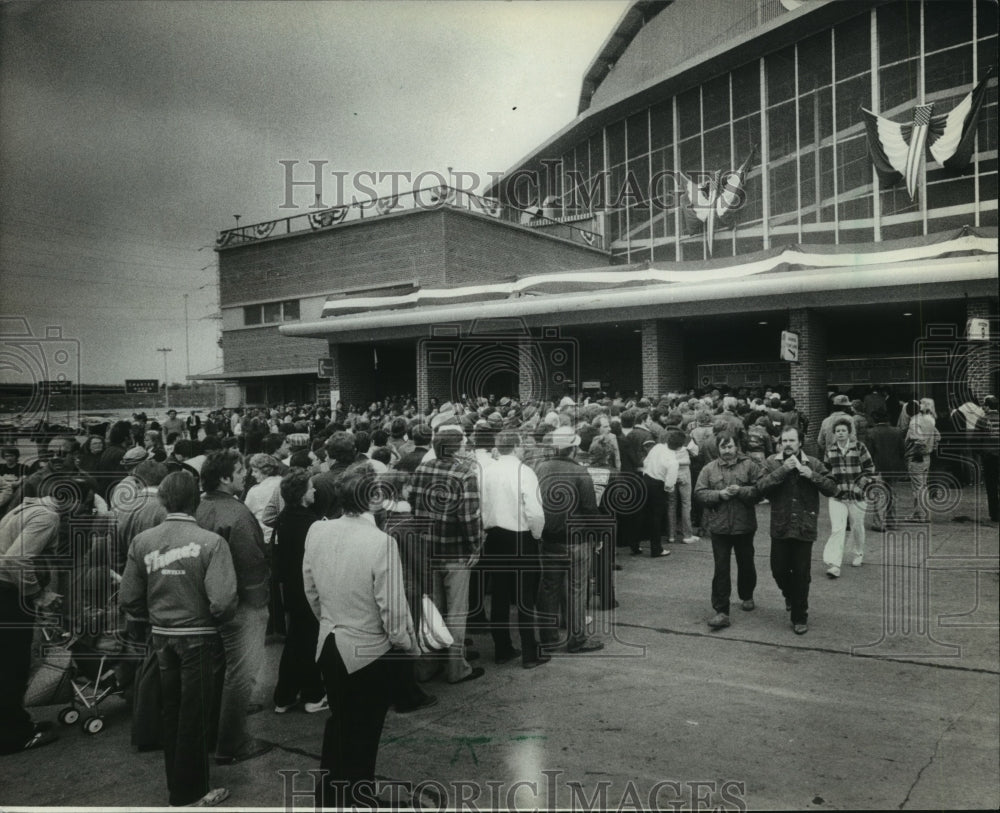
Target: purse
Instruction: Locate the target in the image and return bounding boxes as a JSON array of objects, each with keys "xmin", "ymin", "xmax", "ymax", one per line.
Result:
[{"xmin": 417, "ymin": 594, "xmax": 453, "ymax": 654}]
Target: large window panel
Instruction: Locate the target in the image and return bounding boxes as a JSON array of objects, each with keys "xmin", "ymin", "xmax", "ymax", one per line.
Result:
[
  {"xmin": 678, "ymin": 136, "xmax": 701, "ymax": 175},
  {"xmin": 924, "ymin": 0, "xmax": 973, "ymax": 53},
  {"xmin": 766, "ymin": 45, "xmax": 796, "ymax": 104},
  {"xmin": 798, "ymin": 30, "xmax": 832, "ymax": 90},
  {"xmin": 880, "ymin": 185, "xmax": 919, "ymax": 219},
  {"xmin": 677, "ymin": 88, "xmax": 701, "ymax": 140},
  {"xmin": 799, "ymin": 147, "xmax": 818, "ymax": 221},
  {"xmin": 702, "ymin": 75, "xmax": 730, "ymax": 129},
  {"xmin": 607, "ymin": 120, "xmax": 626, "ymax": 168},
  {"xmin": 878, "ymin": 2, "xmax": 921, "ymax": 64},
  {"xmin": 627, "ymin": 111, "xmax": 649, "ymax": 162},
  {"xmin": 732, "ymin": 114, "xmax": 760, "ymax": 162},
  {"xmin": 703, "ymin": 126, "xmax": 730, "ymax": 172},
  {"xmin": 588, "ymin": 133, "xmax": 604, "ymax": 182},
  {"xmin": 836, "ymin": 73, "xmax": 871, "ymax": 132},
  {"xmin": 835, "ymin": 14, "xmax": 872, "ymax": 80},
  {"xmin": 768, "ymin": 100, "xmax": 797, "ymax": 164},
  {"xmin": 731, "ymin": 65, "xmax": 760, "ymax": 119},
  {"xmin": 769, "ymin": 158, "xmax": 799, "ymax": 219},
  {"xmin": 818, "ymin": 143, "xmax": 836, "ymax": 222},
  {"xmin": 925, "ymin": 48, "xmax": 974, "ymax": 96},
  {"xmin": 650, "ymin": 99, "xmax": 673, "ymax": 151},
  {"xmin": 836, "ymin": 135, "xmax": 872, "ymax": 204}
]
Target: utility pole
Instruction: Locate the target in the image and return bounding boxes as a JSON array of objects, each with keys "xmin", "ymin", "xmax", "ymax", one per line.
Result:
[
  {"xmin": 183, "ymin": 294, "xmax": 190, "ymax": 381},
  {"xmin": 157, "ymin": 347, "xmax": 172, "ymax": 411}
]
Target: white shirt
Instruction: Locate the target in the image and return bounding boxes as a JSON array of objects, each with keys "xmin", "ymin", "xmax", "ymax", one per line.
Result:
[
  {"xmin": 480, "ymin": 454, "xmax": 545, "ymax": 539},
  {"xmin": 644, "ymin": 444, "xmax": 679, "ymax": 488}
]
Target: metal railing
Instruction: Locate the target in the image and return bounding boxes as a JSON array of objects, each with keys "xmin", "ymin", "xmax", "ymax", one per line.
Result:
[{"xmin": 215, "ymin": 186, "xmax": 605, "ymax": 251}]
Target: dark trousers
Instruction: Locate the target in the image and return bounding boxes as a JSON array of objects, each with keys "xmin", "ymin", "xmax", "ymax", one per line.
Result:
[
  {"xmin": 273, "ymin": 587, "xmax": 325, "ymax": 707},
  {"xmin": 593, "ymin": 535, "xmax": 616, "ymax": 608},
  {"xmin": 484, "ymin": 528, "xmax": 542, "ymax": 659},
  {"xmin": 984, "ymin": 454, "xmax": 999, "ymax": 521},
  {"xmin": 770, "ymin": 537, "xmax": 813, "ymax": 625},
  {"xmin": 711, "ymin": 533, "xmax": 757, "ymax": 614},
  {"xmin": 318, "ymin": 634, "xmax": 391, "ymax": 809},
  {"xmin": 642, "ymin": 475, "xmax": 668, "ymax": 556},
  {"xmin": 154, "ymin": 632, "xmax": 223, "ymax": 807},
  {"xmin": 0, "ymin": 584, "xmax": 35, "ymax": 754},
  {"xmin": 537, "ymin": 537, "xmax": 591, "ymax": 650}
]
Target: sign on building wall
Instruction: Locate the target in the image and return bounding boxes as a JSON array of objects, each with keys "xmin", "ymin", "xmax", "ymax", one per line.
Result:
[
  {"xmin": 317, "ymin": 357, "xmax": 335, "ymax": 378},
  {"xmin": 779, "ymin": 330, "xmax": 799, "ymax": 362},
  {"xmin": 968, "ymin": 318, "xmax": 990, "ymax": 341}
]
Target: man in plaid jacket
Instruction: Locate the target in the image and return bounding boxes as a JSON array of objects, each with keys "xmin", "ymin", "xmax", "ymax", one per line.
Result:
[{"xmin": 409, "ymin": 425, "xmax": 486, "ymax": 684}]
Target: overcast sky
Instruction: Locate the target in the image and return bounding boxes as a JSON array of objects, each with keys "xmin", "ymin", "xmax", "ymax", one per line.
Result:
[{"xmin": 0, "ymin": 0, "xmax": 628, "ymax": 385}]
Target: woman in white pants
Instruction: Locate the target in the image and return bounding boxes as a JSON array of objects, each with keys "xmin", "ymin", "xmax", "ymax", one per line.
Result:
[{"xmin": 822, "ymin": 418, "xmax": 877, "ymax": 578}]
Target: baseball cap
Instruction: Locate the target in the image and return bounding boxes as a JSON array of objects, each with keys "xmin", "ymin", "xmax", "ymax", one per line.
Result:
[{"xmin": 550, "ymin": 426, "xmax": 581, "ymax": 450}]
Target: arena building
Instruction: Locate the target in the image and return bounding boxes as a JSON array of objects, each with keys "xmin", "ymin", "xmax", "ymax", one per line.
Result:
[{"xmin": 205, "ymin": 0, "xmax": 998, "ymax": 438}]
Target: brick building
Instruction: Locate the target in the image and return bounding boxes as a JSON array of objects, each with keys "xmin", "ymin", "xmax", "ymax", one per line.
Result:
[{"xmin": 205, "ymin": 0, "xmax": 998, "ymax": 434}]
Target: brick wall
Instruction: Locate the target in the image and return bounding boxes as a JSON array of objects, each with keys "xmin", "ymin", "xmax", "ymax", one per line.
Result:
[
  {"xmin": 221, "ymin": 327, "xmax": 327, "ymax": 374},
  {"xmin": 416, "ymin": 341, "xmax": 454, "ymax": 411},
  {"xmin": 218, "ymin": 211, "xmax": 450, "ymax": 305},
  {"xmin": 640, "ymin": 320, "xmax": 685, "ymax": 398},
  {"xmin": 329, "ymin": 343, "xmax": 374, "ymax": 408},
  {"xmin": 788, "ymin": 308, "xmax": 828, "ymax": 457},
  {"xmin": 442, "ymin": 212, "xmax": 608, "ymax": 285},
  {"xmin": 964, "ymin": 298, "xmax": 998, "ymax": 401}
]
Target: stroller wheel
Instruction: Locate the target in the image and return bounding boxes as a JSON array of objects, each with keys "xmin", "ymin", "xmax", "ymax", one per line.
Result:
[
  {"xmin": 84, "ymin": 716, "xmax": 104, "ymax": 735},
  {"xmin": 58, "ymin": 707, "xmax": 80, "ymax": 725}
]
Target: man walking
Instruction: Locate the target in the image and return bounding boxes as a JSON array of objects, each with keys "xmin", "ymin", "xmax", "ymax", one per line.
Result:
[
  {"xmin": 756, "ymin": 427, "xmax": 838, "ymax": 634},
  {"xmin": 694, "ymin": 431, "xmax": 763, "ymax": 630}
]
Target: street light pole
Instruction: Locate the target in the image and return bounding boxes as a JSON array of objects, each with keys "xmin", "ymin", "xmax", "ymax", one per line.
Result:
[
  {"xmin": 157, "ymin": 347, "xmax": 172, "ymax": 411},
  {"xmin": 183, "ymin": 294, "xmax": 190, "ymax": 381}
]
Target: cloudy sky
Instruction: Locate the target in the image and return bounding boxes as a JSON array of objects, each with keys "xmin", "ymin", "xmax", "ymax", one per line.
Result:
[{"xmin": 0, "ymin": 0, "xmax": 628, "ymax": 385}]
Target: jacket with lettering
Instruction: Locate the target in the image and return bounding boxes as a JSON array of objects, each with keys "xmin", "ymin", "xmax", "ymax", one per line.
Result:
[
  {"xmin": 121, "ymin": 514, "xmax": 238, "ymax": 635},
  {"xmin": 756, "ymin": 452, "xmax": 839, "ymax": 542}
]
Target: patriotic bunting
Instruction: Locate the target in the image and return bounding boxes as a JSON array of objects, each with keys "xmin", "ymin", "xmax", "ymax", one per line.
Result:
[
  {"xmin": 678, "ymin": 147, "xmax": 755, "ymax": 257},
  {"xmin": 861, "ymin": 67, "xmax": 996, "ymax": 201}
]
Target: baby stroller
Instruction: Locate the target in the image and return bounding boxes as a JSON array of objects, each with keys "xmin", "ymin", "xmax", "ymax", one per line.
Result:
[{"xmin": 27, "ymin": 606, "xmax": 135, "ymax": 735}]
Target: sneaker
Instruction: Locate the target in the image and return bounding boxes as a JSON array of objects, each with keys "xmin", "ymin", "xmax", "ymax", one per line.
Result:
[
  {"xmin": 273, "ymin": 701, "xmax": 298, "ymax": 714},
  {"xmin": 681, "ymin": 536, "xmax": 700, "ymax": 544},
  {"xmin": 304, "ymin": 697, "xmax": 329, "ymax": 714},
  {"xmin": 793, "ymin": 623, "xmax": 808, "ymax": 635},
  {"xmin": 708, "ymin": 612, "xmax": 731, "ymax": 629},
  {"xmin": 851, "ymin": 555, "xmax": 863, "ymax": 567},
  {"xmin": 741, "ymin": 599, "xmax": 755, "ymax": 611},
  {"xmin": 826, "ymin": 565, "xmax": 841, "ymax": 578},
  {"xmin": 521, "ymin": 654, "xmax": 552, "ymax": 669},
  {"xmin": 652, "ymin": 550, "xmax": 671, "ymax": 558},
  {"xmin": 183, "ymin": 788, "xmax": 231, "ymax": 807}
]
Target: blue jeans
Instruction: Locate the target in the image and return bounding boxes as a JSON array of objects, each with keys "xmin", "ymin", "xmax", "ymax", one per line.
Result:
[
  {"xmin": 154, "ymin": 633, "xmax": 223, "ymax": 806},
  {"xmin": 216, "ymin": 603, "xmax": 268, "ymax": 759},
  {"xmin": 537, "ymin": 538, "xmax": 592, "ymax": 650}
]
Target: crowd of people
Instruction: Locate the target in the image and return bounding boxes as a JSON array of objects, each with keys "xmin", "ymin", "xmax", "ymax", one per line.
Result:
[{"xmin": 0, "ymin": 384, "xmax": 996, "ymax": 807}]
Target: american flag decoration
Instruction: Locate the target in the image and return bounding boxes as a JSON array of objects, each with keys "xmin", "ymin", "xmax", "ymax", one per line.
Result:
[
  {"xmin": 308, "ymin": 206, "xmax": 349, "ymax": 230},
  {"xmin": 678, "ymin": 147, "xmax": 755, "ymax": 257},
  {"xmin": 861, "ymin": 67, "xmax": 995, "ymax": 201}
]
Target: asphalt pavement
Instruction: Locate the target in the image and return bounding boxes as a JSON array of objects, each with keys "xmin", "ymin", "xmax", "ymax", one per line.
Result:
[{"xmin": 1, "ymin": 485, "xmax": 997, "ymax": 811}]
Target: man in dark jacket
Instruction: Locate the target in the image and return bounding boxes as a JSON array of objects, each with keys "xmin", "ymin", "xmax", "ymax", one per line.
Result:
[
  {"xmin": 535, "ymin": 426, "xmax": 603, "ymax": 653},
  {"xmin": 756, "ymin": 426, "xmax": 838, "ymax": 635},
  {"xmin": 694, "ymin": 431, "xmax": 764, "ymax": 630},
  {"xmin": 196, "ymin": 451, "xmax": 272, "ymax": 765},
  {"xmin": 864, "ymin": 409, "xmax": 906, "ymax": 530}
]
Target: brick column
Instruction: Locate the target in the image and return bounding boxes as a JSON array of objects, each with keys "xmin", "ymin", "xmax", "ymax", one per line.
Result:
[
  {"xmin": 640, "ymin": 319, "xmax": 685, "ymax": 399},
  {"xmin": 788, "ymin": 308, "xmax": 827, "ymax": 457},
  {"xmin": 965, "ymin": 298, "xmax": 998, "ymax": 402},
  {"xmin": 415, "ymin": 339, "xmax": 453, "ymax": 412},
  {"xmin": 518, "ymin": 336, "xmax": 538, "ymax": 402},
  {"xmin": 327, "ymin": 342, "xmax": 371, "ymax": 410}
]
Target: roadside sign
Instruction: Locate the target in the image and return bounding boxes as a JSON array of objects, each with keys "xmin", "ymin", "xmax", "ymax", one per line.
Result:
[
  {"xmin": 317, "ymin": 358, "xmax": 335, "ymax": 378},
  {"xmin": 41, "ymin": 379, "xmax": 73, "ymax": 394},
  {"xmin": 125, "ymin": 379, "xmax": 159, "ymax": 394}
]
